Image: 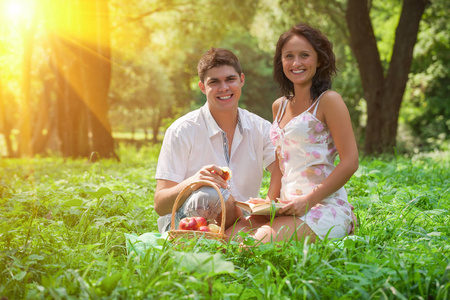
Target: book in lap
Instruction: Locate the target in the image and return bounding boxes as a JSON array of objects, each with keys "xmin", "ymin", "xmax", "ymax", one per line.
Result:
[{"xmin": 235, "ymin": 200, "xmax": 285, "ymax": 215}]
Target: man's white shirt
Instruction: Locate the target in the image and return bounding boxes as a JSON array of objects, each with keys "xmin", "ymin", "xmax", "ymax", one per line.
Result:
[{"xmin": 155, "ymin": 103, "xmax": 275, "ymax": 203}]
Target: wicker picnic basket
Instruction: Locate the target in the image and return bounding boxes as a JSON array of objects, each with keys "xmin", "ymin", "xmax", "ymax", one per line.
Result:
[{"xmin": 168, "ymin": 180, "xmax": 227, "ymax": 241}]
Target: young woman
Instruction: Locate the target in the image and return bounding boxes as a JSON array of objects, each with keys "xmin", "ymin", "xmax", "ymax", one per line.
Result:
[{"xmin": 227, "ymin": 23, "xmax": 358, "ymax": 243}]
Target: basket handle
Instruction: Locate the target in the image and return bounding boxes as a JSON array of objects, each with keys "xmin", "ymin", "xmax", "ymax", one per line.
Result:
[{"xmin": 170, "ymin": 180, "xmax": 226, "ymax": 233}]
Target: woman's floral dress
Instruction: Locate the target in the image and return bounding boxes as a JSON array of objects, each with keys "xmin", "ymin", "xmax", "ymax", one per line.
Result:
[{"xmin": 270, "ymin": 92, "xmax": 354, "ymax": 239}]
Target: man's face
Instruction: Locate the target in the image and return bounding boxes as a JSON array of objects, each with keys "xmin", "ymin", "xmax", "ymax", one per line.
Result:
[{"xmin": 199, "ymin": 65, "xmax": 245, "ymax": 115}]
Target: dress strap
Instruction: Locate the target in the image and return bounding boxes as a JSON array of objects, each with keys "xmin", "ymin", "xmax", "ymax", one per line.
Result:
[
  {"xmin": 275, "ymin": 96, "xmax": 290, "ymax": 123},
  {"xmin": 311, "ymin": 91, "xmax": 328, "ymax": 116}
]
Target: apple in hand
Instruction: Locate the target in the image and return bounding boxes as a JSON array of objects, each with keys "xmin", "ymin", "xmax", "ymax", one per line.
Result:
[
  {"xmin": 213, "ymin": 167, "xmax": 232, "ymax": 181},
  {"xmin": 198, "ymin": 226, "xmax": 210, "ymax": 232},
  {"xmin": 208, "ymin": 224, "xmax": 220, "ymax": 233},
  {"xmin": 193, "ymin": 217, "xmax": 207, "ymax": 228},
  {"xmin": 220, "ymin": 167, "xmax": 232, "ymax": 181},
  {"xmin": 178, "ymin": 217, "xmax": 197, "ymax": 230}
]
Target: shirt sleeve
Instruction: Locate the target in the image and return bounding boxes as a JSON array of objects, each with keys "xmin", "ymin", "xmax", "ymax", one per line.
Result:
[
  {"xmin": 262, "ymin": 120, "xmax": 276, "ymax": 169},
  {"xmin": 154, "ymin": 124, "xmax": 190, "ymax": 183}
]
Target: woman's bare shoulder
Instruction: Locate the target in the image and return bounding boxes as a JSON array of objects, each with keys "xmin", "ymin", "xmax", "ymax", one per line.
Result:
[
  {"xmin": 320, "ymin": 90, "xmax": 347, "ymax": 110},
  {"xmin": 272, "ymin": 96, "xmax": 285, "ymax": 110},
  {"xmin": 271, "ymin": 96, "xmax": 285, "ymax": 120},
  {"xmin": 321, "ymin": 90, "xmax": 343, "ymax": 102},
  {"xmin": 319, "ymin": 90, "xmax": 350, "ymax": 124}
]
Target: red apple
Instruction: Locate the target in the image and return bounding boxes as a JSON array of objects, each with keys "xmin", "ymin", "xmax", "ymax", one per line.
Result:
[
  {"xmin": 193, "ymin": 217, "xmax": 207, "ymax": 228},
  {"xmin": 213, "ymin": 167, "xmax": 232, "ymax": 181},
  {"xmin": 220, "ymin": 167, "xmax": 232, "ymax": 181},
  {"xmin": 208, "ymin": 224, "xmax": 220, "ymax": 233},
  {"xmin": 178, "ymin": 217, "xmax": 197, "ymax": 230},
  {"xmin": 198, "ymin": 226, "xmax": 210, "ymax": 232}
]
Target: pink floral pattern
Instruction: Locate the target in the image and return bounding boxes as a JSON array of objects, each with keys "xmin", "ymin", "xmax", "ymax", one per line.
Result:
[
  {"xmin": 270, "ymin": 95, "xmax": 354, "ymax": 239},
  {"xmin": 308, "ymin": 207, "xmax": 323, "ymax": 224}
]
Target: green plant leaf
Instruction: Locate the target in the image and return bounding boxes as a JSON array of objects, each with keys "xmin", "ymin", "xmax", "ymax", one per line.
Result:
[
  {"xmin": 62, "ymin": 199, "xmax": 84, "ymax": 207},
  {"xmin": 28, "ymin": 254, "xmax": 45, "ymax": 261},
  {"xmin": 100, "ymin": 273, "xmax": 122, "ymax": 295},
  {"xmin": 174, "ymin": 252, "xmax": 235, "ymax": 277},
  {"xmin": 85, "ymin": 187, "xmax": 113, "ymax": 199},
  {"xmin": 13, "ymin": 271, "xmax": 27, "ymax": 281}
]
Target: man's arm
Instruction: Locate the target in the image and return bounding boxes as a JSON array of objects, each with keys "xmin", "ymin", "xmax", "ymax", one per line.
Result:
[{"xmin": 154, "ymin": 179, "xmax": 188, "ymax": 216}]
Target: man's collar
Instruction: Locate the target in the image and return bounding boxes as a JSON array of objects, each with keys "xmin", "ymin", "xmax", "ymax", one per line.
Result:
[
  {"xmin": 201, "ymin": 104, "xmax": 244, "ymax": 137},
  {"xmin": 201, "ymin": 104, "xmax": 221, "ymax": 138}
]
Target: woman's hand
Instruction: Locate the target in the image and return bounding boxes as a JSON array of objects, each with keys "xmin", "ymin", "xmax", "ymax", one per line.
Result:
[{"xmin": 278, "ymin": 195, "xmax": 312, "ymax": 217}]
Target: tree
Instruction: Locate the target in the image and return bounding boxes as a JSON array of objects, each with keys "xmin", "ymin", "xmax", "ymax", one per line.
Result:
[
  {"xmin": 403, "ymin": 0, "xmax": 450, "ymax": 151},
  {"xmin": 108, "ymin": 0, "xmax": 262, "ymax": 141},
  {"xmin": 109, "ymin": 53, "xmax": 173, "ymax": 144},
  {"xmin": 16, "ymin": 3, "xmax": 40, "ymax": 157},
  {"xmin": 46, "ymin": 0, "xmax": 116, "ymax": 159},
  {"xmin": 0, "ymin": 77, "xmax": 15, "ymax": 157},
  {"xmin": 80, "ymin": 0, "xmax": 116, "ymax": 159},
  {"xmin": 346, "ymin": 0, "xmax": 430, "ymax": 154}
]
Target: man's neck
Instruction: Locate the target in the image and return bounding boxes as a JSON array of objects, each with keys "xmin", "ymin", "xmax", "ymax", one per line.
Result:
[{"xmin": 210, "ymin": 109, "xmax": 238, "ymax": 134}]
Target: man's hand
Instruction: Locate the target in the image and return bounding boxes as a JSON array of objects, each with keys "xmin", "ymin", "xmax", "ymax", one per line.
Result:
[
  {"xmin": 154, "ymin": 164, "xmax": 230, "ymax": 216},
  {"xmin": 189, "ymin": 164, "xmax": 229, "ymax": 190},
  {"xmin": 213, "ymin": 166, "xmax": 232, "ymax": 181}
]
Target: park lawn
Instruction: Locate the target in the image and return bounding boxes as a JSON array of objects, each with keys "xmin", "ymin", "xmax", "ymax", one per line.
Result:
[{"xmin": 0, "ymin": 144, "xmax": 449, "ymax": 299}]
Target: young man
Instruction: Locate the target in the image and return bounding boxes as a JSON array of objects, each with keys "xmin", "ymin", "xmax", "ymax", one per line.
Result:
[{"xmin": 154, "ymin": 47, "xmax": 278, "ymax": 233}]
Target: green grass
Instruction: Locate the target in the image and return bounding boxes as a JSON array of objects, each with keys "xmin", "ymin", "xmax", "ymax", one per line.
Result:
[{"xmin": 0, "ymin": 145, "xmax": 449, "ymax": 299}]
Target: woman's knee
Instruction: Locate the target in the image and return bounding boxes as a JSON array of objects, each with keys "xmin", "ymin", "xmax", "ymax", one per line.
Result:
[{"xmin": 254, "ymin": 217, "xmax": 316, "ymax": 243}]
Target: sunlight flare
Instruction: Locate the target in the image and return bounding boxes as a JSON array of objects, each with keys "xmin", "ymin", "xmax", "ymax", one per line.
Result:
[{"xmin": 2, "ymin": 0, "xmax": 34, "ymax": 24}]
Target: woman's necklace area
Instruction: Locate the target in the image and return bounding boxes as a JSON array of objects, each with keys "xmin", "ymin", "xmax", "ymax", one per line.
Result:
[{"xmin": 288, "ymin": 95, "xmax": 314, "ymax": 116}]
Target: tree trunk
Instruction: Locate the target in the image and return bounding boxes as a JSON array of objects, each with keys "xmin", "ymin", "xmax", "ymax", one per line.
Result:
[
  {"xmin": 53, "ymin": 52, "xmax": 72, "ymax": 157},
  {"xmin": 79, "ymin": 0, "xmax": 116, "ymax": 160},
  {"xmin": 346, "ymin": 0, "xmax": 429, "ymax": 154},
  {"xmin": 383, "ymin": 0, "xmax": 429, "ymax": 151},
  {"xmin": 18, "ymin": 18, "xmax": 37, "ymax": 157},
  {"xmin": 51, "ymin": 34, "xmax": 90, "ymax": 158},
  {"xmin": 152, "ymin": 113, "xmax": 162, "ymax": 144},
  {"xmin": 0, "ymin": 78, "xmax": 15, "ymax": 157},
  {"xmin": 48, "ymin": 0, "xmax": 92, "ymax": 158},
  {"xmin": 74, "ymin": 0, "xmax": 91, "ymax": 158},
  {"xmin": 32, "ymin": 77, "xmax": 51, "ymax": 155}
]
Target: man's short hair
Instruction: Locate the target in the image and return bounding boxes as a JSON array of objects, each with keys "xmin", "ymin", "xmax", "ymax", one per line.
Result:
[{"xmin": 197, "ymin": 47, "xmax": 242, "ymax": 83}]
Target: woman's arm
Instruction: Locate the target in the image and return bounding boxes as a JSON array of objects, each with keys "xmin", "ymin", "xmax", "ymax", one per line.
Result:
[
  {"xmin": 265, "ymin": 157, "xmax": 282, "ymax": 200},
  {"xmin": 264, "ymin": 97, "xmax": 284, "ymax": 201},
  {"xmin": 318, "ymin": 91, "xmax": 359, "ymax": 198}
]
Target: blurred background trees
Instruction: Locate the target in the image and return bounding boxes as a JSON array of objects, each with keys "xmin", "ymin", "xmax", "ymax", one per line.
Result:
[{"xmin": 0, "ymin": 0, "xmax": 448, "ymax": 158}]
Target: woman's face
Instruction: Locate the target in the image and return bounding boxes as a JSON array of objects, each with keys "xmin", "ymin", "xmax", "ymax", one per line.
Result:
[{"xmin": 281, "ymin": 34, "xmax": 319, "ymax": 87}]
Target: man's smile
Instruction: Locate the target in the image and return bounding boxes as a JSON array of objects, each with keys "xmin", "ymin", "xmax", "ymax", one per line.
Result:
[{"xmin": 217, "ymin": 94, "xmax": 233, "ymax": 100}]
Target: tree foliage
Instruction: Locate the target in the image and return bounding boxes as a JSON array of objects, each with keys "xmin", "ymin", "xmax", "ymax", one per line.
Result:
[
  {"xmin": 403, "ymin": 0, "xmax": 450, "ymax": 151},
  {"xmin": 108, "ymin": 0, "xmax": 262, "ymax": 140}
]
